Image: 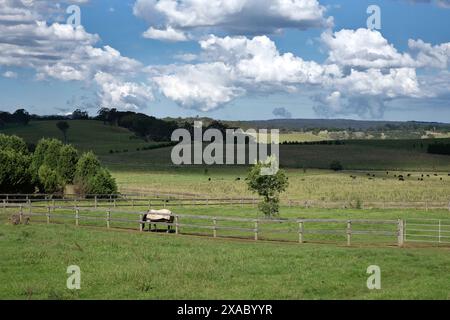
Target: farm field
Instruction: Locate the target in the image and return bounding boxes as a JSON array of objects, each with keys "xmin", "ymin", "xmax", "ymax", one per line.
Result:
[
  {"xmin": 110, "ymin": 167, "xmax": 450, "ymax": 202},
  {"xmin": 2, "ymin": 120, "xmax": 449, "ymax": 203},
  {"xmin": 1, "ymin": 220, "xmax": 449, "ymax": 300}
]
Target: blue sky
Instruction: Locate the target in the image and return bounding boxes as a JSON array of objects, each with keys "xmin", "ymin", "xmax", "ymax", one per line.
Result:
[{"xmin": 0, "ymin": 0, "xmax": 449, "ymax": 122}]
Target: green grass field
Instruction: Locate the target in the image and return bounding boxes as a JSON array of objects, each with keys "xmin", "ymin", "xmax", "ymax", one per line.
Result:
[{"xmin": 1, "ymin": 220, "xmax": 449, "ymax": 300}]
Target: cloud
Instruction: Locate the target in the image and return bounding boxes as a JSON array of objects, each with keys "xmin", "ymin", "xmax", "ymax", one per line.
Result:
[
  {"xmin": 2, "ymin": 70, "xmax": 17, "ymax": 78},
  {"xmin": 321, "ymin": 28, "xmax": 416, "ymax": 69},
  {"xmin": 398, "ymin": 0, "xmax": 450, "ymax": 8},
  {"xmin": 408, "ymin": 39, "xmax": 450, "ymax": 69},
  {"xmin": 153, "ymin": 62, "xmax": 244, "ymax": 111},
  {"xmin": 272, "ymin": 107, "xmax": 292, "ymax": 118},
  {"xmin": 143, "ymin": 26, "xmax": 189, "ymax": 41},
  {"xmin": 0, "ymin": 0, "xmax": 153, "ymax": 111},
  {"xmin": 94, "ymin": 72, "xmax": 154, "ymax": 111},
  {"xmin": 133, "ymin": 0, "xmax": 332, "ymax": 41},
  {"xmin": 151, "ymin": 29, "xmax": 450, "ymax": 118}
]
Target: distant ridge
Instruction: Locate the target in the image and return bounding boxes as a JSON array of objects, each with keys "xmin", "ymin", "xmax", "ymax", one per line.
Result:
[{"xmin": 231, "ymin": 119, "xmax": 450, "ymax": 131}]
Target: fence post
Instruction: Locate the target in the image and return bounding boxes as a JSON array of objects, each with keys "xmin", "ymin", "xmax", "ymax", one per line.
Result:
[
  {"xmin": 3, "ymin": 199, "xmax": 5, "ymax": 209},
  {"xmin": 107, "ymin": 211, "xmax": 111, "ymax": 229},
  {"xmin": 75, "ymin": 208, "xmax": 79, "ymax": 226},
  {"xmin": 52, "ymin": 199, "xmax": 55, "ymax": 212},
  {"xmin": 113, "ymin": 198, "xmax": 116, "ymax": 208},
  {"xmin": 298, "ymin": 221, "xmax": 304, "ymax": 244},
  {"xmin": 213, "ymin": 218, "xmax": 217, "ymax": 238},
  {"xmin": 19, "ymin": 205, "xmax": 23, "ymax": 223},
  {"xmin": 46, "ymin": 206, "xmax": 50, "ymax": 224},
  {"xmin": 398, "ymin": 219, "xmax": 404, "ymax": 247},
  {"xmin": 175, "ymin": 215, "xmax": 179, "ymax": 235},
  {"xmin": 132, "ymin": 199, "xmax": 135, "ymax": 208},
  {"xmin": 347, "ymin": 220, "xmax": 352, "ymax": 246},
  {"xmin": 254, "ymin": 220, "xmax": 259, "ymax": 241}
]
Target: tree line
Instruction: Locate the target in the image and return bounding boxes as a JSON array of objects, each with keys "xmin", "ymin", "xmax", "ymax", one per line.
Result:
[{"xmin": 0, "ymin": 134, "xmax": 117, "ymax": 195}]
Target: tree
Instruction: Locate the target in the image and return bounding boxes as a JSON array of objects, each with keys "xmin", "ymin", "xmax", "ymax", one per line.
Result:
[
  {"xmin": 12, "ymin": 109, "xmax": 30, "ymax": 125},
  {"xmin": 74, "ymin": 151, "xmax": 101, "ymax": 180},
  {"xmin": 246, "ymin": 156, "xmax": 289, "ymax": 217},
  {"xmin": 97, "ymin": 107, "xmax": 110, "ymax": 125},
  {"xmin": 72, "ymin": 109, "xmax": 89, "ymax": 120},
  {"xmin": 74, "ymin": 152, "xmax": 117, "ymax": 195},
  {"xmin": 38, "ymin": 165, "xmax": 63, "ymax": 193},
  {"xmin": 0, "ymin": 134, "xmax": 29, "ymax": 154},
  {"xmin": 85, "ymin": 168, "xmax": 117, "ymax": 195},
  {"xmin": 56, "ymin": 121, "xmax": 70, "ymax": 143},
  {"xmin": 0, "ymin": 149, "xmax": 34, "ymax": 193},
  {"xmin": 57, "ymin": 145, "xmax": 79, "ymax": 184}
]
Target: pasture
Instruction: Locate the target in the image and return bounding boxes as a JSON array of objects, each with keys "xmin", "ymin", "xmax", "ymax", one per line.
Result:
[{"xmin": 1, "ymin": 212, "xmax": 450, "ymax": 300}]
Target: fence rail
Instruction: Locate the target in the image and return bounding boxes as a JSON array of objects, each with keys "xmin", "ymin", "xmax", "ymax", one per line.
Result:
[
  {"xmin": 0, "ymin": 193, "xmax": 449, "ymax": 211},
  {"xmin": 405, "ymin": 219, "xmax": 450, "ymax": 244},
  {"xmin": 2, "ymin": 203, "xmax": 407, "ymax": 247}
]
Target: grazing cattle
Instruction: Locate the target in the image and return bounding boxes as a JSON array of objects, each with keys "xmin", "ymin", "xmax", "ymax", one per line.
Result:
[{"xmin": 141, "ymin": 209, "xmax": 174, "ymax": 233}]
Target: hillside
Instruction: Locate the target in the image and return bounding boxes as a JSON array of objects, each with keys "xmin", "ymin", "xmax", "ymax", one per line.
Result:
[
  {"xmin": 1, "ymin": 120, "xmax": 449, "ymax": 172},
  {"xmin": 233, "ymin": 119, "xmax": 450, "ymax": 131},
  {"xmin": 0, "ymin": 120, "xmax": 153, "ymax": 155}
]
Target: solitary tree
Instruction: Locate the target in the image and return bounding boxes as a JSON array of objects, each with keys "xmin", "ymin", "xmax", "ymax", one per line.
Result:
[
  {"xmin": 246, "ymin": 156, "xmax": 289, "ymax": 217},
  {"xmin": 56, "ymin": 121, "xmax": 70, "ymax": 143}
]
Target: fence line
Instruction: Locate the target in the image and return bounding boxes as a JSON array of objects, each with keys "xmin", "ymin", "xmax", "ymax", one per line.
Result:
[
  {"xmin": 2, "ymin": 203, "xmax": 405, "ymax": 247},
  {"xmin": 1, "ymin": 194, "xmax": 450, "ymax": 210},
  {"xmin": 404, "ymin": 218, "xmax": 450, "ymax": 244}
]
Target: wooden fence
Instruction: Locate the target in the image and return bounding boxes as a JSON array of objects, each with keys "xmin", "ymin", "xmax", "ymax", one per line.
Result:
[
  {"xmin": 1, "ymin": 193, "xmax": 450, "ymax": 211},
  {"xmin": 2, "ymin": 203, "xmax": 405, "ymax": 247}
]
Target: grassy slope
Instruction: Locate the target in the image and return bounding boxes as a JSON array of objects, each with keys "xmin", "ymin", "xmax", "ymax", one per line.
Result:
[
  {"xmin": 0, "ymin": 120, "xmax": 152, "ymax": 155},
  {"xmin": 0, "ymin": 222, "xmax": 449, "ymax": 300}
]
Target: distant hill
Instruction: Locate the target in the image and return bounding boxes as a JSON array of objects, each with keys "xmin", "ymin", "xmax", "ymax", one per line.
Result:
[{"xmin": 230, "ymin": 119, "xmax": 450, "ymax": 131}]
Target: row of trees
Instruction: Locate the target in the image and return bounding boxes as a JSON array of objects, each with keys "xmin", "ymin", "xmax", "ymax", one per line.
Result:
[
  {"xmin": 0, "ymin": 109, "xmax": 30, "ymax": 127},
  {"xmin": 0, "ymin": 134, "xmax": 117, "ymax": 195},
  {"xmin": 428, "ymin": 143, "xmax": 450, "ymax": 155}
]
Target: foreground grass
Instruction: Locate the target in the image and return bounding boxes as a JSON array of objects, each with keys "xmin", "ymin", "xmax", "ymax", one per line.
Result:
[{"xmin": 0, "ymin": 223, "xmax": 449, "ymax": 300}]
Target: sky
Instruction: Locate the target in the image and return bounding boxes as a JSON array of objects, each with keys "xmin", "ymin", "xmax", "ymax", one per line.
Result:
[{"xmin": 0, "ymin": 0, "xmax": 449, "ymax": 122}]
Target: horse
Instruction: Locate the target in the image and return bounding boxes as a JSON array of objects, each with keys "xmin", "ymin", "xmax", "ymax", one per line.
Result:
[{"xmin": 141, "ymin": 209, "xmax": 174, "ymax": 233}]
